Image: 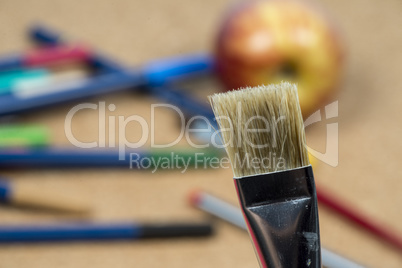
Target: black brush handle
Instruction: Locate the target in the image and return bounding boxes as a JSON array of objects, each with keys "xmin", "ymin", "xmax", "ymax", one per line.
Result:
[{"xmin": 235, "ymin": 166, "xmax": 321, "ymax": 268}]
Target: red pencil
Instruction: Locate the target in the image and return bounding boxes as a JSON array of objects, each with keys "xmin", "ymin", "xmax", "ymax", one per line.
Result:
[{"xmin": 317, "ymin": 186, "xmax": 402, "ymax": 251}]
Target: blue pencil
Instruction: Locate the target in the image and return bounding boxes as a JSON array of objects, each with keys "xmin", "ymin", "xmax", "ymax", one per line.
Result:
[
  {"xmin": 0, "ymin": 148, "xmax": 220, "ymax": 168},
  {"xmin": 0, "ymin": 148, "xmax": 132, "ymax": 167},
  {"xmin": 0, "ymin": 222, "xmax": 213, "ymax": 243}
]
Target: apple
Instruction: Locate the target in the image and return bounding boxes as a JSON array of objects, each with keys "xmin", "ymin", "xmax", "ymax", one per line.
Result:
[{"xmin": 215, "ymin": 0, "xmax": 344, "ymax": 118}]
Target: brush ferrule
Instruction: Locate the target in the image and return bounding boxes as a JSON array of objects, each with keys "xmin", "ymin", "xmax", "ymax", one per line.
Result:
[{"xmin": 234, "ymin": 165, "xmax": 321, "ymax": 268}]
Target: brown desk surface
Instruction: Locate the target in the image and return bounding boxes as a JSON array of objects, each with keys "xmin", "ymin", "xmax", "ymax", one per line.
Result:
[{"xmin": 0, "ymin": 0, "xmax": 401, "ymax": 267}]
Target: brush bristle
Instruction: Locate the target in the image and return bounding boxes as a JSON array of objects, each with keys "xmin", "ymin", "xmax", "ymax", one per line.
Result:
[{"xmin": 209, "ymin": 82, "xmax": 309, "ymax": 177}]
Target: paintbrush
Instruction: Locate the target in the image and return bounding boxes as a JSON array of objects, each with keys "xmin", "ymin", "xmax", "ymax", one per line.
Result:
[{"xmin": 208, "ymin": 82, "xmax": 321, "ymax": 267}]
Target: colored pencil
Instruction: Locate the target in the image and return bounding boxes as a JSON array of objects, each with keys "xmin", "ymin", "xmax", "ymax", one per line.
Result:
[
  {"xmin": 0, "ymin": 222, "xmax": 213, "ymax": 243},
  {"xmin": 0, "ymin": 148, "xmax": 221, "ymax": 169},
  {"xmin": 317, "ymin": 188, "xmax": 402, "ymax": 252}
]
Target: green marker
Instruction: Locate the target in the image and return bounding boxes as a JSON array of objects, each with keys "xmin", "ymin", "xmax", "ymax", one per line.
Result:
[{"xmin": 0, "ymin": 125, "xmax": 50, "ymax": 148}]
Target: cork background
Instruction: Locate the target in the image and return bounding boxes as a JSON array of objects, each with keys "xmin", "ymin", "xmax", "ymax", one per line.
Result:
[{"xmin": 0, "ymin": 0, "xmax": 401, "ymax": 267}]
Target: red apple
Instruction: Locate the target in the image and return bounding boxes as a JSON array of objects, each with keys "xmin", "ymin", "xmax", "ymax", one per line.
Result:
[{"xmin": 215, "ymin": 0, "xmax": 344, "ymax": 118}]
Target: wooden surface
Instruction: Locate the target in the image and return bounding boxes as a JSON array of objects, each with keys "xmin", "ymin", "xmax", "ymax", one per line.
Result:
[{"xmin": 0, "ymin": 0, "xmax": 401, "ymax": 267}]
